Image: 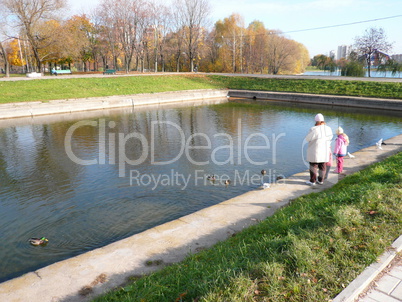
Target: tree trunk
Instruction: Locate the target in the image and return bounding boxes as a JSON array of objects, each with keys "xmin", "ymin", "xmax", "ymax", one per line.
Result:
[
  {"xmin": 30, "ymin": 43, "xmax": 42, "ymax": 72},
  {"xmin": 102, "ymin": 56, "xmax": 107, "ymax": 70},
  {"xmin": 0, "ymin": 42, "xmax": 10, "ymax": 77},
  {"xmin": 114, "ymin": 56, "xmax": 118, "ymax": 70},
  {"xmin": 160, "ymin": 54, "xmax": 165, "ymax": 72},
  {"xmin": 176, "ymin": 53, "xmax": 181, "ymax": 72}
]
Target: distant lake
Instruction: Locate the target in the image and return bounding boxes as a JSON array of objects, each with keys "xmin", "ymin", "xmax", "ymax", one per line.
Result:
[
  {"xmin": 0, "ymin": 99, "xmax": 401, "ymax": 283},
  {"xmin": 303, "ymin": 70, "xmax": 402, "ymax": 78}
]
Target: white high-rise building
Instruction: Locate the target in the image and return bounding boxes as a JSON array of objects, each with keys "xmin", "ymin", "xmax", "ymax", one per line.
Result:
[{"xmin": 337, "ymin": 45, "xmax": 350, "ymax": 60}]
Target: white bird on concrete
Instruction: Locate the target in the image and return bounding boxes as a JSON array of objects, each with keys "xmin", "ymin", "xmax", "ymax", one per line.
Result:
[
  {"xmin": 347, "ymin": 152, "xmax": 355, "ymax": 159},
  {"xmin": 376, "ymin": 139, "xmax": 383, "ymax": 150},
  {"xmin": 261, "ymin": 183, "xmax": 270, "ymax": 189}
]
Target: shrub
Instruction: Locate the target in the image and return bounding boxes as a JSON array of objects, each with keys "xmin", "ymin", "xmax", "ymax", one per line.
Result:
[{"xmin": 341, "ymin": 62, "xmax": 365, "ymax": 77}]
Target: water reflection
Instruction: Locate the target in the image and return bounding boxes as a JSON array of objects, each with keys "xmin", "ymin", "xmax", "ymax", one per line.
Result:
[
  {"xmin": 0, "ymin": 98, "xmax": 401, "ymax": 282},
  {"xmin": 303, "ymin": 70, "xmax": 402, "ymax": 78}
]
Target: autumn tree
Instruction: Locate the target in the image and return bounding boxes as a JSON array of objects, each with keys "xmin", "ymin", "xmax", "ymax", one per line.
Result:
[
  {"xmin": 213, "ymin": 20, "xmax": 228, "ymax": 71},
  {"xmin": 170, "ymin": 10, "xmax": 186, "ymax": 72},
  {"xmin": 93, "ymin": 3, "xmax": 115, "ymax": 70},
  {"xmin": 37, "ymin": 20, "xmax": 65, "ymax": 66},
  {"xmin": 60, "ymin": 16, "xmax": 88, "ymax": 69},
  {"xmin": 1, "ymin": 2, "xmax": 312, "ymax": 75},
  {"xmin": 0, "ymin": 40, "xmax": 11, "ymax": 76},
  {"xmin": 0, "ymin": 11, "xmax": 11, "ymax": 76},
  {"xmin": 311, "ymin": 54, "xmax": 326, "ymax": 69},
  {"xmin": 163, "ymin": 28, "xmax": 185, "ymax": 72},
  {"xmin": 291, "ymin": 42, "xmax": 310, "ymax": 74},
  {"xmin": 2, "ymin": 0, "xmax": 67, "ymax": 72},
  {"xmin": 263, "ymin": 32, "xmax": 311, "ymax": 75},
  {"xmin": 98, "ymin": 0, "xmax": 149, "ymax": 72},
  {"xmin": 243, "ymin": 21, "xmax": 267, "ymax": 73},
  {"xmin": 202, "ymin": 27, "xmax": 223, "ymax": 71},
  {"xmin": 147, "ymin": 2, "xmax": 172, "ymax": 72},
  {"xmin": 214, "ymin": 14, "xmax": 245, "ymax": 73},
  {"xmin": 174, "ymin": 0, "xmax": 210, "ymax": 72},
  {"xmin": 89, "ymin": 7, "xmax": 112, "ymax": 70},
  {"xmin": 7, "ymin": 38, "xmax": 26, "ymax": 67},
  {"xmin": 354, "ymin": 27, "xmax": 393, "ymax": 77},
  {"xmin": 311, "ymin": 54, "xmax": 336, "ymax": 72}
]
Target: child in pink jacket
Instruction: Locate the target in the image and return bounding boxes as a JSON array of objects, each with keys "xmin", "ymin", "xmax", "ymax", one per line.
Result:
[{"xmin": 334, "ymin": 127, "xmax": 349, "ymax": 173}]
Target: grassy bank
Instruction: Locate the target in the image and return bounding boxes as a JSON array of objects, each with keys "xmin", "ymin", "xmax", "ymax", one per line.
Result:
[
  {"xmin": 0, "ymin": 75, "xmax": 223, "ymax": 104},
  {"xmin": 209, "ymin": 75, "xmax": 402, "ymax": 99},
  {"xmin": 1, "ymin": 74, "xmax": 402, "ymax": 104},
  {"xmin": 94, "ymin": 152, "xmax": 402, "ymax": 302}
]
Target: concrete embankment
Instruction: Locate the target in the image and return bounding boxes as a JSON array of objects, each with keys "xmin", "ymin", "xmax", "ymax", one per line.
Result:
[
  {"xmin": 1, "ymin": 89, "xmax": 402, "ymax": 120},
  {"xmin": 0, "ymin": 134, "xmax": 401, "ymax": 302},
  {"xmin": 0, "ymin": 89, "xmax": 229, "ymax": 119},
  {"xmin": 228, "ymin": 90, "xmax": 402, "ymax": 111}
]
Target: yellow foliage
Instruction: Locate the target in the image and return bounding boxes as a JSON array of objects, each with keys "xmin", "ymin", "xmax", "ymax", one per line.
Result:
[
  {"xmin": 116, "ymin": 58, "xmax": 123, "ymax": 68},
  {"xmin": 7, "ymin": 39, "xmax": 25, "ymax": 67},
  {"xmin": 208, "ymin": 14, "xmax": 309, "ymax": 74}
]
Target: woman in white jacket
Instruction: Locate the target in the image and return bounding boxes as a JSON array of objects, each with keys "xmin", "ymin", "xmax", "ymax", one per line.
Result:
[{"xmin": 305, "ymin": 113, "xmax": 333, "ymax": 185}]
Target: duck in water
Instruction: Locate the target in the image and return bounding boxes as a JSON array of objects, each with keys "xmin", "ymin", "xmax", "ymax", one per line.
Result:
[
  {"xmin": 207, "ymin": 175, "xmax": 216, "ymax": 181},
  {"xmin": 29, "ymin": 237, "xmax": 48, "ymax": 246}
]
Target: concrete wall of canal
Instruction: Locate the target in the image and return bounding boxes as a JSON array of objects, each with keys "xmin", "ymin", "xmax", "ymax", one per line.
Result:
[
  {"xmin": 1, "ymin": 89, "xmax": 402, "ymax": 120},
  {"xmin": 228, "ymin": 90, "xmax": 402, "ymax": 111},
  {"xmin": 0, "ymin": 89, "xmax": 229, "ymax": 119}
]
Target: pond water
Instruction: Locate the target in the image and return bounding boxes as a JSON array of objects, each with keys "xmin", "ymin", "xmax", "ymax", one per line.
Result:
[
  {"xmin": 0, "ymin": 99, "xmax": 401, "ymax": 282},
  {"xmin": 303, "ymin": 70, "xmax": 402, "ymax": 78}
]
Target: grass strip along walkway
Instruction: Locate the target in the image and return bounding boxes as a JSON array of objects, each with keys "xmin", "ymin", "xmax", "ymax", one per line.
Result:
[
  {"xmin": 1, "ymin": 74, "xmax": 402, "ymax": 104},
  {"xmin": 0, "ymin": 75, "xmax": 222, "ymax": 104},
  {"xmin": 93, "ymin": 152, "xmax": 402, "ymax": 301},
  {"xmin": 208, "ymin": 75, "xmax": 402, "ymax": 99}
]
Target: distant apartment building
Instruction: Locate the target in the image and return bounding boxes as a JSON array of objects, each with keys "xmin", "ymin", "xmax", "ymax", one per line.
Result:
[{"xmin": 336, "ymin": 45, "xmax": 350, "ymax": 60}]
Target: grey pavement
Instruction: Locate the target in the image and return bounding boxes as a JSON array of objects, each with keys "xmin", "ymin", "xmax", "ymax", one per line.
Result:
[
  {"xmin": 333, "ymin": 235, "xmax": 402, "ymax": 302},
  {"xmin": 359, "ymin": 258, "xmax": 402, "ymax": 302},
  {"xmin": 0, "ymin": 71, "xmax": 188, "ymax": 81},
  {"xmin": 356, "ymin": 251, "xmax": 402, "ymax": 302},
  {"xmin": 1, "ymin": 71, "xmax": 402, "ymax": 83}
]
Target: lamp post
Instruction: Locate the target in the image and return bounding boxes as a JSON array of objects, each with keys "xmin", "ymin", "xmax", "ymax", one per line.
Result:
[{"xmin": 152, "ymin": 25, "xmax": 158, "ymax": 72}]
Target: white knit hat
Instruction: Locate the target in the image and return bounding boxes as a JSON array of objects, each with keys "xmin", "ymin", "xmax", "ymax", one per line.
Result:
[
  {"xmin": 315, "ymin": 113, "xmax": 324, "ymax": 122},
  {"xmin": 337, "ymin": 127, "xmax": 344, "ymax": 135}
]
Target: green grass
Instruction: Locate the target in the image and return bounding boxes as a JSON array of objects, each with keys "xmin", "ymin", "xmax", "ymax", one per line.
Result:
[
  {"xmin": 209, "ymin": 75, "xmax": 402, "ymax": 99},
  {"xmin": 1, "ymin": 74, "xmax": 402, "ymax": 104},
  {"xmin": 305, "ymin": 66, "xmax": 322, "ymax": 71},
  {"xmin": 94, "ymin": 152, "xmax": 402, "ymax": 302},
  {"xmin": 0, "ymin": 75, "xmax": 224, "ymax": 103},
  {"xmin": 0, "ymin": 73, "xmax": 25, "ymax": 78}
]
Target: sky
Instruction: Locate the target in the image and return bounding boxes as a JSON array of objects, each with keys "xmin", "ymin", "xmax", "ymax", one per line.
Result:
[{"xmin": 68, "ymin": 0, "xmax": 402, "ymax": 58}]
